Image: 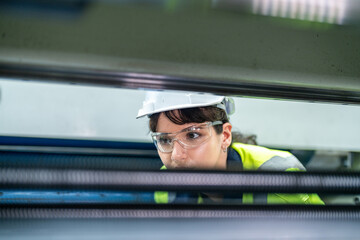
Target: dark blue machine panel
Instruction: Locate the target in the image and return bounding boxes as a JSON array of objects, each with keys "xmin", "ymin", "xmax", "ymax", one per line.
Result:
[{"xmin": 0, "ymin": 135, "xmax": 160, "ymax": 204}]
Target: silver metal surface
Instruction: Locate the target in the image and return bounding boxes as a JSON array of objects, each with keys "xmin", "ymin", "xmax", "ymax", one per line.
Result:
[
  {"xmin": 1, "ymin": 0, "xmax": 359, "ymax": 96},
  {"xmin": 1, "ymin": 168, "xmax": 359, "ymax": 193},
  {"xmin": 1, "ymin": 63, "xmax": 360, "ymax": 104},
  {"xmin": 1, "ymin": 218, "xmax": 360, "ymax": 240}
]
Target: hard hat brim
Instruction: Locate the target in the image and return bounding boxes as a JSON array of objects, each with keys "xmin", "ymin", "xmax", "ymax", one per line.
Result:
[{"xmin": 136, "ymin": 98, "xmax": 225, "ymax": 119}]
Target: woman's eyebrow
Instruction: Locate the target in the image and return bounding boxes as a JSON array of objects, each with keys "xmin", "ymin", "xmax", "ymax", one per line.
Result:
[{"xmin": 156, "ymin": 123, "xmax": 202, "ymax": 135}]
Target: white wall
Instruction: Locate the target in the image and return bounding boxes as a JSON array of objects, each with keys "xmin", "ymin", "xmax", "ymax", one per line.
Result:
[
  {"xmin": 0, "ymin": 78, "xmax": 149, "ymax": 142},
  {"xmin": 0, "ymin": 78, "xmax": 359, "ymax": 151},
  {"xmin": 231, "ymin": 98, "xmax": 360, "ymax": 151}
]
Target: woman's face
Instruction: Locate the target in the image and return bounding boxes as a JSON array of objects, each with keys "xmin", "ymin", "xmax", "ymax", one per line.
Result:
[{"xmin": 155, "ymin": 112, "xmax": 232, "ymax": 170}]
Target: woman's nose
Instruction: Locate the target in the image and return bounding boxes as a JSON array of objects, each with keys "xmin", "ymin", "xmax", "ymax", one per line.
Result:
[{"xmin": 171, "ymin": 140, "xmax": 187, "ymax": 161}]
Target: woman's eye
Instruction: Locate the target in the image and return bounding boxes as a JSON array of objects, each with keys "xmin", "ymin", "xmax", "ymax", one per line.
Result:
[
  {"xmin": 186, "ymin": 132, "xmax": 201, "ymax": 139},
  {"xmin": 159, "ymin": 137, "xmax": 172, "ymax": 145}
]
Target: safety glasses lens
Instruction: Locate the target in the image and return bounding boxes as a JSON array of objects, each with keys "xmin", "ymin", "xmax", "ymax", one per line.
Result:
[{"xmin": 153, "ymin": 123, "xmax": 215, "ymax": 153}]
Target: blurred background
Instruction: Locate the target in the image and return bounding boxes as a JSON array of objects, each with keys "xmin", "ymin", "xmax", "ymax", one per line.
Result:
[{"xmin": 0, "ymin": 0, "xmax": 360, "ymax": 222}]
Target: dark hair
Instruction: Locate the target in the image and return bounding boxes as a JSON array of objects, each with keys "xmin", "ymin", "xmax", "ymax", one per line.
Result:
[
  {"xmin": 149, "ymin": 107, "xmax": 257, "ymax": 145},
  {"xmin": 149, "ymin": 106, "xmax": 228, "ymax": 134}
]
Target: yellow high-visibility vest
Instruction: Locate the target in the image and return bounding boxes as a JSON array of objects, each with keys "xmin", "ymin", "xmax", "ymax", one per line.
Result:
[{"xmin": 155, "ymin": 143, "xmax": 325, "ymax": 205}]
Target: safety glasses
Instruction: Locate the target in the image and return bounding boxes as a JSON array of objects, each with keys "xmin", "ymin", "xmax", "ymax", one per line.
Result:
[{"xmin": 151, "ymin": 121, "xmax": 223, "ymax": 153}]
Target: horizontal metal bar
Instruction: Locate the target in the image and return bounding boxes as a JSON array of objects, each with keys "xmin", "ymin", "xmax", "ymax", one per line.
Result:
[
  {"xmin": 0, "ymin": 136, "xmax": 156, "ymax": 150},
  {"xmin": 0, "ymin": 191, "xmax": 154, "ymax": 204},
  {"xmin": 1, "ymin": 62, "xmax": 360, "ymax": 104},
  {"xmin": 0, "ymin": 145, "xmax": 158, "ymax": 156},
  {"xmin": 1, "ymin": 168, "xmax": 360, "ymax": 193},
  {"xmin": 1, "ymin": 204, "xmax": 360, "ymax": 219}
]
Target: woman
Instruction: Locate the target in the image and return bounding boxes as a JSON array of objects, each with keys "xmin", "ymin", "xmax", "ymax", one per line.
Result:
[{"xmin": 137, "ymin": 91, "xmax": 324, "ymax": 205}]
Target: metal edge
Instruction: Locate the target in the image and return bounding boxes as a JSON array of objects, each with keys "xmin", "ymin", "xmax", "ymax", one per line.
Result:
[
  {"xmin": 0, "ymin": 145, "xmax": 158, "ymax": 156},
  {"xmin": 1, "ymin": 62, "xmax": 359, "ymax": 104}
]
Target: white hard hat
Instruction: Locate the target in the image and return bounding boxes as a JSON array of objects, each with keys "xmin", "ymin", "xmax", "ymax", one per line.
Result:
[{"xmin": 136, "ymin": 91, "xmax": 235, "ymax": 119}]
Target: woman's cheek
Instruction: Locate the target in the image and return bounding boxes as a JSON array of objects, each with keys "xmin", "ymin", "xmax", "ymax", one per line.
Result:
[
  {"xmin": 158, "ymin": 152, "xmax": 171, "ymax": 167},
  {"xmin": 189, "ymin": 144, "xmax": 214, "ymax": 168}
]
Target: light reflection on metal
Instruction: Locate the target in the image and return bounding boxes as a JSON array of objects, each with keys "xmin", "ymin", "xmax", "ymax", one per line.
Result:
[
  {"xmin": 123, "ymin": 72, "xmax": 168, "ymax": 80},
  {"xmin": 252, "ymin": 0, "xmax": 347, "ymax": 25}
]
